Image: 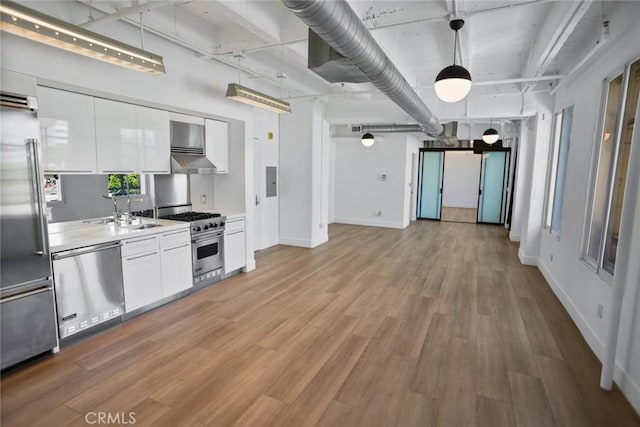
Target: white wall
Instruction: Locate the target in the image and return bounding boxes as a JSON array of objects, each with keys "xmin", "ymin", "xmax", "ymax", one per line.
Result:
[
  {"xmin": 333, "ymin": 133, "xmax": 411, "ymax": 229},
  {"xmin": 405, "ymin": 136, "xmax": 422, "ymax": 223},
  {"xmin": 518, "ymin": 94, "xmax": 553, "ymax": 265},
  {"xmin": 531, "ymin": 2, "xmax": 640, "ymax": 412},
  {"xmin": 0, "ymin": 1, "xmax": 257, "ymax": 270},
  {"xmin": 279, "ymin": 98, "xmax": 328, "ymax": 248},
  {"xmin": 442, "ymin": 151, "xmax": 481, "ymax": 209},
  {"xmin": 252, "ymin": 107, "xmax": 280, "ymax": 251}
]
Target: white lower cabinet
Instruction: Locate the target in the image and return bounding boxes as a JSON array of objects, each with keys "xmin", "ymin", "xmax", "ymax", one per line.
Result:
[
  {"xmin": 224, "ymin": 217, "xmax": 246, "ymax": 273},
  {"xmin": 122, "ymin": 248, "xmax": 162, "ymax": 313},
  {"xmin": 160, "ymin": 229, "xmax": 192, "ymax": 296},
  {"xmin": 122, "ymin": 228, "xmax": 192, "ymax": 313}
]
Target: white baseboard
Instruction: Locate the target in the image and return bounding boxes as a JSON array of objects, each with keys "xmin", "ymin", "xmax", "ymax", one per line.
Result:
[
  {"xmin": 518, "ymin": 247, "xmax": 538, "ymax": 266},
  {"xmin": 538, "ymin": 261, "xmax": 604, "ymax": 358},
  {"xmin": 510, "ymin": 232, "xmax": 521, "ymax": 242},
  {"xmin": 537, "ymin": 261, "xmax": 640, "ymax": 414},
  {"xmin": 614, "ymin": 362, "xmax": 640, "ymax": 415},
  {"xmin": 334, "ymin": 217, "xmax": 405, "ymax": 229},
  {"xmin": 243, "ymin": 258, "xmax": 256, "ymax": 272},
  {"xmin": 279, "ymin": 236, "xmax": 326, "ymax": 248}
]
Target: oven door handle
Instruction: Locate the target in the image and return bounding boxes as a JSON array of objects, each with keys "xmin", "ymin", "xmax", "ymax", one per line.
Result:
[{"xmin": 192, "ymin": 234, "xmax": 223, "ymax": 244}]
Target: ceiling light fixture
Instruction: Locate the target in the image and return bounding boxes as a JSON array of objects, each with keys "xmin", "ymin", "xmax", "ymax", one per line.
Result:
[
  {"xmin": 361, "ymin": 132, "xmax": 375, "ymax": 147},
  {"xmin": 482, "ymin": 119, "xmax": 499, "ymax": 144},
  {"xmin": 434, "ymin": 19, "xmax": 472, "ymax": 103},
  {"xmin": 225, "ymin": 83, "xmax": 292, "ymax": 114},
  {"xmin": 0, "ymin": 1, "xmax": 165, "ymax": 75}
]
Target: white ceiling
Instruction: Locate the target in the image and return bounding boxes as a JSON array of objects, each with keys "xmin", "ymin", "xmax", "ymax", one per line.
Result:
[{"xmin": 16, "ymin": 0, "xmax": 626, "ymax": 119}]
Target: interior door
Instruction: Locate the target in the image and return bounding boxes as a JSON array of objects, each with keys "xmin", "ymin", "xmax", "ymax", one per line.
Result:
[
  {"xmin": 416, "ymin": 151, "xmax": 444, "ymax": 220},
  {"xmin": 477, "ymin": 151, "xmax": 509, "ymax": 224}
]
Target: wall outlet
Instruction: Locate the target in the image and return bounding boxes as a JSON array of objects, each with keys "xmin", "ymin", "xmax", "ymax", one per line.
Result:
[
  {"xmin": 376, "ymin": 210, "xmax": 382, "ymax": 216},
  {"xmin": 597, "ymin": 304, "xmax": 604, "ymax": 319},
  {"xmin": 201, "ymin": 195, "xmax": 207, "ymax": 205}
]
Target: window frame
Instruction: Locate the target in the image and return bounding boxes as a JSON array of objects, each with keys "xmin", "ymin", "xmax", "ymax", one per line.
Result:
[
  {"xmin": 581, "ymin": 57, "xmax": 638, "ymax": 280},
  {"xmin": 543, "ymin": 111, "xmax": 563, "ymax": 231},
  {"xmin": 542, "ymin": 105, "xmax": 573, "ymax": 237}
]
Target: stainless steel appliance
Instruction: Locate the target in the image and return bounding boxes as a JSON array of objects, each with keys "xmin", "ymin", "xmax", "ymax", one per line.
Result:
[
  {"xmin": 0, "ymin": 89, "xmax": 58, "ymax": 370},
  {"xmin": 170, "ymin": 118, "xmax": 216, "ymax": 174},
  {"xmin": 51, "ymin": 242, "xmax": 125, "ymax": 340},
  {"xmin": 134, "ymin": 209, "xmax": 226, "ymax": 287}
]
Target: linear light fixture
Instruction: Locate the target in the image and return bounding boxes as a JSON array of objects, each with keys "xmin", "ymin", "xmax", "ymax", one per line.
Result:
[
  {"xmin": 225, "ymin": 83, "xmax": 291, "ymax": 114},
  {"xmin": 0, "ymin": 1, "xmax": 165, "ymax": 75}
]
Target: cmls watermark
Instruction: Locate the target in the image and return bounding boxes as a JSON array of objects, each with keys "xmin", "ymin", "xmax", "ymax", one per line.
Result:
[{"xmin": 85, "ymin": 412, "xmax": 136, "ymax": 425}]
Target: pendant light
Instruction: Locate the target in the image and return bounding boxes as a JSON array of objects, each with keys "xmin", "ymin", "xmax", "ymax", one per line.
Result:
[
  {"xmin": 434, "ymin": 19, "xmax": 472, "ymax": 103},
  {"xmin": 482, "ymin": 119, "xmax": 499, "ymax": 144},
  {"xmin": 361, "ymin": 132, "xmax": 375, "ymax": 147}
]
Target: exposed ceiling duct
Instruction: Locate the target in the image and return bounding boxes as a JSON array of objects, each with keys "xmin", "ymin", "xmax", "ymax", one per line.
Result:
[
  {"xmin": 281, "ymin": 0, "xmax": 443, "ymax": 137},
  {"xmin": 351, "ymin": 122, "xmax": 457, "ymax": 143}
]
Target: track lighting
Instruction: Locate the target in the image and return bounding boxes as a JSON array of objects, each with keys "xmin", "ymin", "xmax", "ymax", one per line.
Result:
[{"xmin": 0, "ymin": 1, "xmax": 165, "ymax": 75}]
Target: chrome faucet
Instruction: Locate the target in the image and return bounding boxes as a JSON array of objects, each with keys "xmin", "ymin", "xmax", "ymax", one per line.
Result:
[
  {"xmin": 126, "ymin": 197, "xmax": 144, "ymax": 224},
  {"xmin": 102, "ymin": 194, "xmax": 120, "ymax": 226}
]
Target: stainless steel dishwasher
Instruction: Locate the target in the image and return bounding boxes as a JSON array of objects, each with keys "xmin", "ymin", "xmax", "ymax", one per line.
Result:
[{"xmin": 52, "ymin": 241, "xmax": 125, "ymax": 340}]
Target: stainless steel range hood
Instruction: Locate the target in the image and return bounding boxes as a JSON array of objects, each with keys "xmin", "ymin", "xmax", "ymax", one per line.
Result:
[
  {"xmin": 170, "ymin": 153, "xmax": 216, "ymax": 174},
  {"xmin": 170, "ymin": 119, "xmax": 216, "ymax": 174}
]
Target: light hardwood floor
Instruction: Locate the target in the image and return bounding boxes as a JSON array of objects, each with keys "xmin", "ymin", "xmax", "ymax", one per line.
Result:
[
  {"xmin": 1, "ymin": 222, "xmax": 639, "ymax": 427},
  {"xmin": 441, "ymin": 206, "xmax": 477, "ymax": 223}
]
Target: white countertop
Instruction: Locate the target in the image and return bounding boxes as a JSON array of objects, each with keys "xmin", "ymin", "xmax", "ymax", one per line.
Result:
[
  {"xmin": 211, "ymin": 211, "xmax": 245, "ymax": 220},
  {"xmin": 48, "ymin": 218, "xmax": 189, "ymax": 253}
]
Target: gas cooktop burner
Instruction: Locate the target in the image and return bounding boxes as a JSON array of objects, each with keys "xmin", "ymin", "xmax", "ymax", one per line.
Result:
[{"xmin": 162, "ymin": 212, "xmax": 221, "ymax": 222}]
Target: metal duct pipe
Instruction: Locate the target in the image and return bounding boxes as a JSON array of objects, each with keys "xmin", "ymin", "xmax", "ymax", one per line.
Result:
[
  {"xmin": 361, "ymin": 124, "xmax": 424, "ymax": 133},
  {"xmin": 282, "ymin": 0, "xmax": 443, "ymax": 136}
]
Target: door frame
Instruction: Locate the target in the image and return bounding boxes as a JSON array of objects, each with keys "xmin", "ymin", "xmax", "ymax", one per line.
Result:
[
  {"xmin": 476, "ymin": 148, "xmax": 511, "ymax": 225},
  {"xmin": 416, "ymin": 149, "xmax": 446, "ymax": 221}
]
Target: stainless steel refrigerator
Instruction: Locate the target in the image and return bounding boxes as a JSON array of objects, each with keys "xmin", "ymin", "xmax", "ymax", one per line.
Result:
[{"xmin": 1, "ymin": 90, "xmax": 58, "ymax": 370}]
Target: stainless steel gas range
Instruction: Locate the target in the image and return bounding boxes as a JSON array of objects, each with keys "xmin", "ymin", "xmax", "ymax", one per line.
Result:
[{"xmin": 134, "ymin": 209, "xmax": 227, "ymax": 288}]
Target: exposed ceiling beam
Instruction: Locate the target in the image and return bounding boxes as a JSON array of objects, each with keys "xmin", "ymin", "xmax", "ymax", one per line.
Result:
[
  {"xmin": 74, "ymin": 0, "xmax": 319, "ymax": 96},
  {"xmin": 79, "ymin": 1, "xmax": 181, "ymax": 28},
  {"xmin": 522, "ymin": 0, "xmax": 593, "ymax": 92}
]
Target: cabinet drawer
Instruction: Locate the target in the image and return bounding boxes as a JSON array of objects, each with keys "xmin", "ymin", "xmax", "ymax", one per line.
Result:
[
  {"xmin": 121, "ymin": 235, "xmax": 159, "ymax": 257},
  {"xmin": 160, "ymin": 228, "xmax": 191, "ymax": 250},
  {"xmin": 225, "ymin": 217, "xmax": 245, "ymax": 233}
]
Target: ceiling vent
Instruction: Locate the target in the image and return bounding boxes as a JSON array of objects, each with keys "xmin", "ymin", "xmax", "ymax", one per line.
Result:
[
  {"xmin": 308, "ymin": 30, "xmax": 369, "ymax": 84},
  {"xmin": 350, "ymin": 124, "xmax": 363, "ymax": 133}
]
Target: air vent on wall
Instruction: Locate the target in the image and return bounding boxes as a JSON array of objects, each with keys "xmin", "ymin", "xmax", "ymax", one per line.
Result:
[{"xmin": 350, "ymin": 124, "xmax": 362, "ymax": 133}]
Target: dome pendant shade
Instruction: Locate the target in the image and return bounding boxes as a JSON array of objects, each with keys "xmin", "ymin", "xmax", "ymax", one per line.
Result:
[
  {"xmin": 361, "ymin": 132, "xmax": 375, "ymax": 147},
  {"xmin": 482, "ymin": 128, "xmax": 499, "ymax": 144},
  {"xmin": 435, "ymin": 19, "xmax": 472, "ymax": 103},
  {"xmin": 434, "ymin": 65, "xmax": 472, "ymax": 103}
]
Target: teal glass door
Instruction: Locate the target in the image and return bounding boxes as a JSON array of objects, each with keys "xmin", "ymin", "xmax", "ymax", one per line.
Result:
[
  {"xmin": 417, "ymin": 151, "xmax": 444, "ymax": 220},
  {"xmin": 478, "ymin": 151, "xmax": 509, "ymax": 224}
]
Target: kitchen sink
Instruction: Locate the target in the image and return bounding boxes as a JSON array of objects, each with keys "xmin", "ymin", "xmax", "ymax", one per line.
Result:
[
  {"xmin": 82, "ymin": 217, "xmax": 115, "ymax": 225},
  {"xmin": 130, "ymin": 223, "xmax": 161, "ymax": 230}
]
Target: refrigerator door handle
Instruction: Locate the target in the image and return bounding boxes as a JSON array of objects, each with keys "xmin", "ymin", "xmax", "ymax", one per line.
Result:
[
  {"xmin": 0, "ymin": 286, "xmax": 50, "ymax": 304},
  {"xmin": 27, "ymin": 139, "xmax": 49, "ymax": 257}
]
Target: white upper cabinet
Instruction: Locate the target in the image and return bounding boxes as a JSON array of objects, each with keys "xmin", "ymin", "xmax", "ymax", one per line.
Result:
[
  {"xmin": 136, "ymin": 106, "xmax": 170, "ymax": 174},
  {"xmin": 205, "ymin": 119, "xmax": 229, "ymax": 174},
  {"xmin": 95, "ymin": 98, "xmax": 138, "ymax": 174},
  {"xmin": 37, "ymin": 87, "xmax": 98, "ymax": 174}
]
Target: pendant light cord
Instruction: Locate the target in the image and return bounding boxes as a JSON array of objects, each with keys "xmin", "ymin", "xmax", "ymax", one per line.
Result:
[{"xmin": 453, "ymin": 30, "xmax": 458, "ymax": 65}]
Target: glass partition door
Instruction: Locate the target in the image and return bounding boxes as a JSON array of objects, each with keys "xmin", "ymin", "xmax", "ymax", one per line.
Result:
[
  {"xmin": 477, "ymin": 151, "xmax": 509, "ymax": 224},
  {"xmin": 417, "ymin": 151, "xmax": 444, "ymax": 220}
]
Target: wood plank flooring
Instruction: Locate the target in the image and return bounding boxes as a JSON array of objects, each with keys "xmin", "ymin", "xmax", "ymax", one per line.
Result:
[
  {"xmin": 1, "ymin": 222, "xmax": 639, "ymax": 427},
  {"xmin": 441, "ymin": 207, "xmax": 477, "ymax": 223}
]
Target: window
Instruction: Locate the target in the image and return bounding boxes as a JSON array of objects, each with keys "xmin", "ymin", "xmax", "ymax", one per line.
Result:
[
  {"xmin": 107, "ymin": 174, "xmax": 142, "ymax": 196},
  {"xmin": 584, "ymin": 58, "xmax": 639, "ymax": 276},
  {"xmin": 544, "ymin": 113, "xmax": 563, "ymax": 229},
  {"xmin": 544, "ymin": 106, "xmax": 573, "ymax": 235},
  {"xmin": 44, "ymin": 174, "xmax": 62, "ymax": 202}
]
